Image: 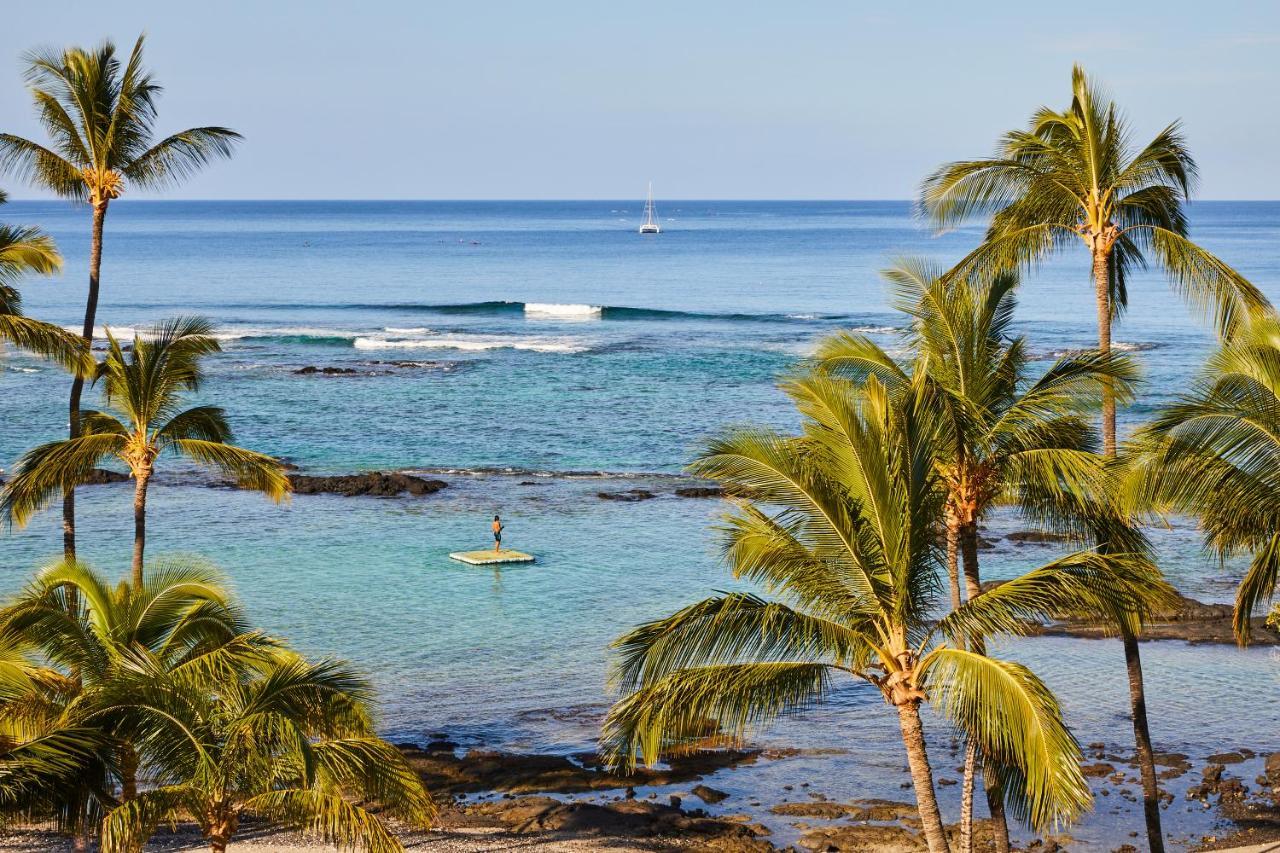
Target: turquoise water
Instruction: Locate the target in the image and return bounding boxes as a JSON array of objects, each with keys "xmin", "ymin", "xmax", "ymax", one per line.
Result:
[{"xmin": 2, "ymin": 200, "xmax": 1279, "ymax": 847}]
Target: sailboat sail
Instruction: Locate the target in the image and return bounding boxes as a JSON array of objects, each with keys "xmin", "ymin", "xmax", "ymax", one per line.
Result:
[{"xmin": 639, "ymin": 182, "xmax": 660, "ymax": 234}]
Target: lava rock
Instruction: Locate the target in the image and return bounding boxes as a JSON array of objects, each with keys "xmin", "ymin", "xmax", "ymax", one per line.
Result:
[
  {"xmin": 597, "ymin": 489, "xmax": 656, "ymax": 502},
  {"xmin": 288, "ymin": 472, "xmax": 448, "ymax": 497}
]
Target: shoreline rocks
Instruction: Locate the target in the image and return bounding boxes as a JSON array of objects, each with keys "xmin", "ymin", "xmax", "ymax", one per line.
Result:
[{"xmin": 288, "ymin": 471, "xmax": 448, "ymax": 497}]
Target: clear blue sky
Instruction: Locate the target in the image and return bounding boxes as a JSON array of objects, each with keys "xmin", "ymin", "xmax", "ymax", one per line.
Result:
[{"xmin": 2, "ymin": 1, "xmax": 1277, "ymax": 200}]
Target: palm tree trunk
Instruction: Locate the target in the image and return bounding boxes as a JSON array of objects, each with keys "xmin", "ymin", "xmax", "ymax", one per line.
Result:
[
  {"xmin": 946, "ymin": 515, "xmax": 962, "ymax": 611},
  {"xmin": 1093, "ymin": 247, "xmax": 1116, "ymax": 457},
  {"xmin": 897, "ymin": 701, "xmax": 950, "ymax": 853},
  {"xmin": 959, "ymin": 738, "xmax": 977, "ymax": 853},
  {"xmin": 1124, "ymin": 627, "xmax": 1165, "ymax": 853},
  {"xmin": 1095, "ymin": 244, "xmax": 1165, "ymax": 853},
  {"xmin": 63, "ymin": 200, "xmax": 107, "ymax": 560},
  {"xmin": 119, "ymin": 741, "xmax": 138, "ymax": 801},
  {"xmin": 131, "ymin": 468, "xmax": 150, "ymax": 588},
  {"xmin": 959, "ymin": 521, "xmax": 1011, "ymax": 853}
]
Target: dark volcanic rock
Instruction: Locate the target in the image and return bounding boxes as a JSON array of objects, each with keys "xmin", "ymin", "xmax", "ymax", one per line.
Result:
[
  {"xmin": 675, "ymin": 486, "xmax": 725, "ymax": 498},
  {"xmin": 82, "ymin": 468, "xmax": 130, "ymax": 485},
  {"xmin": 469, "ymin": 796, "xmax": 771, "ymax": 849},
  {"xmin": 982, "ymin": 581, "xmax": 1280, "ymax": 646},
  {"xmin": 598, "ymin": 489, "xmax": 656, "ymax": 502},
  {"xmin": 799, "ymin": 823, "xmax": 923, "ymax": 851},
  {"xmin": 1006, "ymin": 529, "xmax": 1073, "ymax": 544},
  {"xmin": 399, "ymin": 744, "xmax": 758, "ymax": 795},
  {"xmin": 288, "ymin": 472, "xmax": 447, "ymax": 497},
  {"xmin": 691, "ymin": 784, "xmax": 729, "ymax": 804},
  {"xmin": 294, "ymin": 365, "xmax": 360, "ymax": 375}
]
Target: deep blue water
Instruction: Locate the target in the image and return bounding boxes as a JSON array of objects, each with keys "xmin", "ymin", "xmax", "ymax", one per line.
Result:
[{"xmin": 2, "ymin": 200, "xmax": 1278, "ymax": 847}]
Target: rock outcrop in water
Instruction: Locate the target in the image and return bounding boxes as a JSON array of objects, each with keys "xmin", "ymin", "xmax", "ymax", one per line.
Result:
[
  {"xmin": 983, "ymin": 581, "xmax": 1280, "ymax": 645},
  {"xmin": 1, "ymin": 468, "xmax": 129, "ymax": 487},
  {"xmin": 598, "ymin": 489, "xmax": 657, "ymax": 502},
  {"xmin": 398, "ymin": 743, "xmax": 759, "ymax": 795},
  {"xmin": 288, "ymin": 472, "xmax": 447, "ymax": 497}
]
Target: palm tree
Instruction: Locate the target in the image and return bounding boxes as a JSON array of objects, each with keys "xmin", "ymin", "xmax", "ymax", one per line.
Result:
[
  {"xmin": 96, "ymin": 654, "xmax": 435, "ymax": 853},
  {"xmin": 0, "ymin": 190, "xmax": 91, "ymax": 374},
  {"xmin": 920, "ymin": 64, "xmax": 1266, "ymax": 455},
  {"xmin": 603, "ymin": 370, "xmax": 1159, "ymax": 853},
  {"xmin": 0, "ymin": 558, "xmax": 267, "ymax": 846},
  {"xmin": 1126, "ymin": 314, "xmax": 1280, "ymax": 645},
  {"xmin": 918, "ymin": 67, "xmax": 1264, "ymax": 853},
  {"xmin": 1, "ymin": 318, "xmax": 289, "ymax": 588},
  {"xmin": 815, "ymin": 260, "xmax": 1142, "ymax": 852},
  {"xmin": 0, "ymin": 34, "xmax": 241, "ymax": 558}
]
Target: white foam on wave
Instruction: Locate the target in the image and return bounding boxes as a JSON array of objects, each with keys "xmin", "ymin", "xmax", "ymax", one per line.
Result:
[
  {"xmin": 354, "ymin": 335, "xmax": 589, "ymax": 354},
  {"xmin": 524, "ymin": 303, "xmax": 603, "ymax": 319},
  {"xmin": 383, "ymin": 326, "xmax": 432, "ymax": 335},
  {"xmin": 214, "ymin": 327, "xmax": 360, "ymax": 341}
]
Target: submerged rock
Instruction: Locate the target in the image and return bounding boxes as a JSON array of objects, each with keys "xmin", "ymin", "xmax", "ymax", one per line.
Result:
[
  {"xmin": 676, "ymin": 486, "xmax": 725, "ymax": 498},
  {"xmin": 294, "ymin": 365, "xmax": 361, "ymax": 375},
  {"xmin": 288, "ymin": 472, "xmax": 448, "ymax": 497},
  {"xmin": 598, "ymin": 489, "xmax": 657, "ymax": 502}
]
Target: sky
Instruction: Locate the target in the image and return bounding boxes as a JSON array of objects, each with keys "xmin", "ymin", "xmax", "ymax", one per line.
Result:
[{"xmin": 1, "ymin": 1, "xmax": 1278, "ymax": 200}]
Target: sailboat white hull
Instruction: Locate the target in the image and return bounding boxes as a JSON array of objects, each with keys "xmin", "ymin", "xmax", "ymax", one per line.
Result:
[{"xmin": 639, "ymin": 182, "xmax": 661, "ymax": 234}]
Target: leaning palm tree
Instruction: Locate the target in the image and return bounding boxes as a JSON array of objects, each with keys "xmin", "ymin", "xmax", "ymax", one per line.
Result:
[
  {"xmin": 918, "ymin": 66, "xmax": 1264, "ymax": 853},
  {"xmin": 97, "ymin": 654, "xmax": 435, "ymax": 853},
  {"xmin": 603, "ymin": 370, "xmax": 1160, "ymax": 853},
  {"xmin": 815, "ymin": 260, "xmax": 1141, "ymax": 852},
  {"xmin": 1, "ymin": 318, "xmax": 289, "ymax": 588},
  {"xmin": 0, "ymin": 558, "xmax": 267, "ymax": 846},
  {"xmin": 0, "ymin": 34, "xmax": 241, "ymax": 557},
  {"xmin": 1126, "ymin": 314, "xmax": 1280, "ymax": 645},
  {"xmin": 0, "ymin": 190, "xmax": 90, "ymax": 374}
]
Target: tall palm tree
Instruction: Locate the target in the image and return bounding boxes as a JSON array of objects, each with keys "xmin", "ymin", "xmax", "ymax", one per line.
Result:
[
  {"xmin": 0, "ymin": 34, "xmax": 241, "ymax": 558},
  {"xmin": 603, "ymin": 370, "xmax": 1159, "ymax": 853},
  {"xmin": 1, "ymin": 318, "xmax": 289, "ymax": 588},
  {"xmin": 0, "ymin": 558, "xmax": 266, "ymax": 846},
  {"xmin": 96, "ymin": 655, "xmax": 435, "ymax": 853},
  {"xmin": 920, "ymin": 64, "xmax": 1266, "ymax": 455},
  {"xmin": 918, "ymin": 66, "xmax": 1264, "ymax": 853},
  {"xmin": 1127, "ymin": 314, "xmax": 1280, "ymax": 645},
  {"xmin": 0, "ymin": 190, "xmax": 90, "ymax": 374},
  {"xmin": 814, "ymin": 260, "xmax": 1144, "ymax": 852}
]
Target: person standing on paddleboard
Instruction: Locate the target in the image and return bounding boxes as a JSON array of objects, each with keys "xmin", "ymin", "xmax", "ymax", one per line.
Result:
[{"xmin": 492, "ymin": 515, "xmax": 504, "ymax": 552}]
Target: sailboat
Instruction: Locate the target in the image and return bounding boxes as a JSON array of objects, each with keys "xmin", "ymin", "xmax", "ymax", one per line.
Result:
[{"xmin": 639, "ymin": 182, "xmax": 661, "ymax": 234}]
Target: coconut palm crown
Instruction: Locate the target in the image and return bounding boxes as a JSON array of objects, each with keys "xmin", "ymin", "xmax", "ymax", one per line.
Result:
[
  {"xmin": 1127, "ymin": 314, "xmax": 1280, "ymax": 644},
  {"xmin": 0, "ymin": 191, "xmax": 89, "ymax": 374},
  {"xmin": 96, "ymin": 654, "xmax": 435, "ymax": 853},
  {"xmin": 603, "ymin": 369, "xmax": 1161, "ymax": 853},
  {"xmin": 0, "ymin": 318, "xmax": 290, "ymax": 587},
  {"xmin": 920, "ymin": 64, "xmax": 1267, "ymax": 456},
  {"xmin": 0, "ymin": 33, "xmax": 241, "ymax": 558},
  {"xmin": 0, "ymin": 559, "xmax": 266, "ymax": 839}
]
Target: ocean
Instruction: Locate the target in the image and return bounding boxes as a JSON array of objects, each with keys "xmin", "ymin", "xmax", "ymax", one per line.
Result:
[{"xmin": 2, "ymin": 200, "xmax": 1278, "ymax": 848}]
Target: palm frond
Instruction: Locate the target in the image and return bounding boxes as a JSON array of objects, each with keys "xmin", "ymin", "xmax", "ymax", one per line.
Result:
[{"xmin": 921, "ymin": 647, "xmax": 1091, "ymax": 831}]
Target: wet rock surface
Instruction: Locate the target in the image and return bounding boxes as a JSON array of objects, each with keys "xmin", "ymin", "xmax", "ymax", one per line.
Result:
[
  {"xmin": 982, "ymin": 582, "xmax": 1280, "ymax": 645},
  {"xmin": 675, "ymin": 486, "xmax": 725, "ymax": 498},
  {"xmin": 399, "ymin": 744, "xmax": 759, "ymax": 795},
  {"xmin": 288, "ymin": 471, "xmax": 448, "ymax": 497},
  {"xmin": 466, "ymin": 796, "xmax": 772, "ymax": 849},
  {"xmin": 598, "ymin": 489, "xmax": 657, "ymax": 502}
]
